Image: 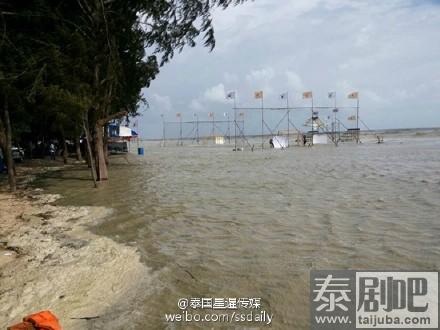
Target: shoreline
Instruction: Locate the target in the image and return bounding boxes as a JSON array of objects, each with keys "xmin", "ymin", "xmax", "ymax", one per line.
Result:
[{"xmin": 0, "ymin": 170, "xmax": 152, "ymax": 329}]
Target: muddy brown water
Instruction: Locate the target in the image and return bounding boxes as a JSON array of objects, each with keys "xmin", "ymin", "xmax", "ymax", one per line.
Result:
[{"xmin": 35, "ymin": 134, "xmax": 440, "ymax": 329}]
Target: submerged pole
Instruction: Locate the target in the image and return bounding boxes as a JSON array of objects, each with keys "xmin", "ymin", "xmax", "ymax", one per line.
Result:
[
  {"xmin": 197, "ymin": 115, "xmax": 199, "ymax": 143},
  {"xmin": 212, "ymin": 113, "xmax": 215, "ymax": 143},
  {"xmin": 311, "ymin": 96, "xmax": 314, "ymax": 146},
  {"xmin": 261, "ymin": 95, "xmax": 264, "ymax": 150},
  {"xmin": 194, "ymin": 113, "xmax": 199, "ymax": 144},
  {"xmin": 161, "ymin": 114, "xmax": 165, "ymax": 147},
  {"xmin": 226, "ymin": 112, "xmax": 230, "ymax": 143},
  {"xmin": 356, "ymin": 97, "xmax": 360, "ymax": 143},
  {"xmin": 286, "ymin": 93, "xmax": 290, "ymax": 145},
  {"xmin": 234, "ymin": 98, "xmax": 237, "ymax": 150},
  {"xmin": 240, "ymin": 112, "xmax": 245, "ymax": 150},
  {"xmin": 333, "ymin": 93, "xmax": 337, "ymax": 141},
  {"xmin": 179, "ymin": 115, "xmax": 183, "ymax": 146}
]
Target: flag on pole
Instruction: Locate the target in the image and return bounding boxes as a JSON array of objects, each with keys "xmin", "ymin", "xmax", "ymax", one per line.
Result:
[
  {"xmin": 302, "ymin": 91, "xmax": 313, "ymax": 99},
  {"xmin": 254, "ymin": 91, "xmax": 263, "ymax": 99},
  {"xmin": 280, "ymin": 92, "xmax": 288, "ymax": 100},
  {"xmin": 348, "ymin": 92, "xmax": 359, "ymax": 99},
  {"xmin": 176, "ymin": 112, "xmax": 181, "ymax": 118},
  {"xmin": 328, "ymin": 92, "xmax": 336, "ymax": 99},
  {"xmin": 226, "ymin": 91, "xmax": 236, "ymax": 99},
  {"xmin": 348, "ymin": 115, "xmax": 357, "ymax": 121}
]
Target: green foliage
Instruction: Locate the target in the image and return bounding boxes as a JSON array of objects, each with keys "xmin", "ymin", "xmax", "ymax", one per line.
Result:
[{"xmin": 0, "ymin": 0, "xmax": 247, "ymax": 143}]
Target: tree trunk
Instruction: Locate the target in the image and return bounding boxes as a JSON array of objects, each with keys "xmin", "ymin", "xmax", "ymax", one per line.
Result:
[
  {"xmin": 0, "ymin": 120, "xmax": 5, "ymax": 156},
  {"xmin": 94, "ymin": 123, "xmax": 108, "ymax": 181},
  {"xmin": 28, "ymin": 141, "xmax": 33, "ymax": 159},
  {"xmin": 75, "ymin": 136, "xmax": 83, "ymax": 162},
  {"xmin": 62, "ymin": 138, "xmax": 68, "ymax": 164},
  {"xmin": 93, "ymin": 111, "xmax": 127, "ymax": 181},
  {"xmin": 85, "ymin": 145, "xmax": 91, "ymax": 167},
  {"xmin": 103, "ymin": 123, "xmax": 109, "ymax": 165},
  {"xmin": 4, "ymin": 104, "xmax": 16, "ymax": 192},
  {"xmin": 83, "ymin": 118, "xmax": 98, "ymax": 188}
]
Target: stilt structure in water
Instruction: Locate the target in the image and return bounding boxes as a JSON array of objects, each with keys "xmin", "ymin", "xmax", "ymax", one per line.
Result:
[{"xmin": 159, "ymin": 91, "xmax": 369, "ymax": 149}]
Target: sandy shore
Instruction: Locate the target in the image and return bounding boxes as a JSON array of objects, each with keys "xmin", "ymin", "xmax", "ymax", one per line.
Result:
[{"xmin": 0, "ymin": 187, "xmax": 151, "ymax": 329}]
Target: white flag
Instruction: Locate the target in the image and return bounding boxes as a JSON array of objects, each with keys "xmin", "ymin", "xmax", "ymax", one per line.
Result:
[{"xmin": 226, "ymin": 91, "xmax": 236, "ymax": 99}]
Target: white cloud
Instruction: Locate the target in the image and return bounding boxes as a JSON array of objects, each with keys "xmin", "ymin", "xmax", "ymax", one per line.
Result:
[
  {"xmin": 223, "ymin": 72, "xmax": 239, "ymax": 84},
  {"xmin": 286, "ymin": 71, "xmax": 304, "ymax": 92},
  {"xmin": 245, "ymin": 67, "xmax": 275, "ymax": 85},
  {"xmin": 141, "ymin": 0, "xmax": 440, "ymax": 137},
  {"xmin": 363, "ymin": 90, "xmax": 388, "ymax": 105},
  {"xmin": 355, "ymin": 25, "xmax": 373, "ymax": 48},
  {"xmin": 189, "ymin": 83, "xmax": 228, "ymax": 113},
  {"xmin": 151, "ymin": 93, "xmax": 172, "ymax": 113},
  {"xmin": 203, "ymin": 83, "xmax": 228, "ymax": 103},
  {"xmin": 336, "ymin": 80, "xmax": 357, "ymax": 95},
  {"xmin": 244, "ymin": 67, "xmax": 277, "ymax": 97},
  {"xmin": 189, "ymin": 99, "xmax": 203, "ymax": 111}
]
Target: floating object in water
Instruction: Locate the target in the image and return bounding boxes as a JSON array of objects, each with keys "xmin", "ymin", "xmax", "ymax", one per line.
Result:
[
  {"xmin": 271, "ymin": 136, "xmax": 288, "ymax": 149},
  {"xmin": 313, "ymin": 134, "xmax": 328, "ymax": 145},
  {"xmin": 70, "ymin": 316, "xmax": 100, "ymax": 320},
  {"xmin": 215, "ymin": 136, "xmax": 225, "ymax": 145}
]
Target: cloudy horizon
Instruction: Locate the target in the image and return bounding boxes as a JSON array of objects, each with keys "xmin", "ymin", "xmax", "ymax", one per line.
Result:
[{"xmin": 137, "ymin": 0, "xmax": 440, "ymax": 139}]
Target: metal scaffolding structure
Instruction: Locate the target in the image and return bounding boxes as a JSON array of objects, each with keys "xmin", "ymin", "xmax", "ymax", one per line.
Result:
[
  {"xmin": 230, "ymin": 104, "xmax": 360, "ymax": 149},
  {"xmin": 161, "ymin": 118, "xmax": 244, "ymax": 147},
  {"xmin": 159, "ymin": 92, "xmax": 363, "ymax": 150}
]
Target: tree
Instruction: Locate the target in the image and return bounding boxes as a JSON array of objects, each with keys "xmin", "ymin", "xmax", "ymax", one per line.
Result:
[{"xmin": 0, "ymin": 0, "xmax": 247, "ymax": 189}]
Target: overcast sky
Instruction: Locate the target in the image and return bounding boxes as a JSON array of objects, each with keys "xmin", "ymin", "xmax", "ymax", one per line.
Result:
[{"xmin": 137, "ymin": 0, "xmax": 440, "ymax": 139}]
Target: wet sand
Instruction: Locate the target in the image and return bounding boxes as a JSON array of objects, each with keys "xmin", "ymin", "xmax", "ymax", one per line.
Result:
[{"xmin": 0, "ymin": 189, "xmax": 151, "ymax": 329}]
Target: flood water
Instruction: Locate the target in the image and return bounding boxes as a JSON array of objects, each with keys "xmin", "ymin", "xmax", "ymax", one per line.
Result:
[{"xmin": 37, "ymin": 133, "xmax": 440, "ymax": 329}]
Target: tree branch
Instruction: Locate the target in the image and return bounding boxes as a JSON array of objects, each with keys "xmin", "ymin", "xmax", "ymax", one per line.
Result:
[{"xmin": 97, "ymin": 110, "xmax": 128, "ymax": 126}]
